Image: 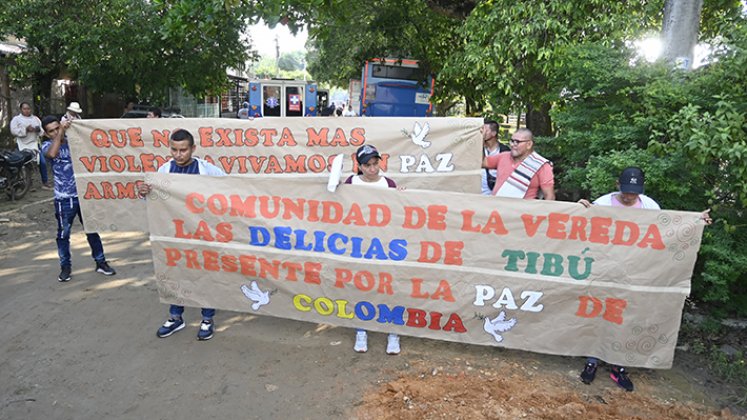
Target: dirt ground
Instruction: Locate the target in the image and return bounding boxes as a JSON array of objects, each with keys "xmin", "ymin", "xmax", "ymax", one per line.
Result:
[{"xmin": 1, "ymin": 178, "xmax": 745, "ymax": 419}]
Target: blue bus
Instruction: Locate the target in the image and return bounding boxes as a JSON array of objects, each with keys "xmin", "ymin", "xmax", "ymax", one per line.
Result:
[{"xmin": 357, "ymin": 58, "xmax": 434, "ymax": 117}]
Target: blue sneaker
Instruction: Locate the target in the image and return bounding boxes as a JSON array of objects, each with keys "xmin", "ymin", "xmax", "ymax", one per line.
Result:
[
  {"xmin": 580, "ymin": 361, "xmax": 597, "ymax": 384},
  {"xmin": 157, "ymin": 318, "xmax": 185, "ymax": 338},
  {"xmin": 197, "ymin": 319, "xmax": 214, "ymax": 341}
]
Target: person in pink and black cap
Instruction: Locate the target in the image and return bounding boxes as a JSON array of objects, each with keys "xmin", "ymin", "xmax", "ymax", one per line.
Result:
[
  {"xmin": 577, "ymin": 166, "xmax": 712, "ymax": 391},
  {"xmin": 582, "ymin": 167, "xmax": 660, "ymax": 210},
  {"xmin": 344, "ymin": 144, "xmax": 400, "ymax": 354}
]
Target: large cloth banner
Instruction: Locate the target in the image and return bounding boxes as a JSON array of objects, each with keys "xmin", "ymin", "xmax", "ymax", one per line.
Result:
[
  {"xmin": 146, "ymin": 173, "xmax": 706, "ymax": 368},
  {"xmin": 67, "ymin": 117, "xmax": 481, "ymax": 232}
]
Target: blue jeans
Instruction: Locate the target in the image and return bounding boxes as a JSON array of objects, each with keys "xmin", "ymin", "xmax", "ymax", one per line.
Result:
[
  {"xmin": 170, "ymin": 305, "xmax": 215, "ymax": 320},
  {"xmin": 38, "ymin": 147, "xmax": 48, "ymax": 185},
  {"xmin": 54, "ymin": 197, "xmax": 105, "ymax": 268}
]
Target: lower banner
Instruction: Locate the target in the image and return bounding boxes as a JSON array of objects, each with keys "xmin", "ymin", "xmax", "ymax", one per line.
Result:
[{"xmin": 145, "ymin": 173, "xmax": 706, "ymax": 368}]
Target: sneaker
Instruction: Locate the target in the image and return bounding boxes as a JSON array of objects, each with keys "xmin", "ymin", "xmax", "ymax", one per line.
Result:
[
  {"xmin": 580, "ymin": 362, "xmax": 597, "ymax": 384},
  {"xmin": 610, "ymin": 366, "xmax": 634, "ymax": 392},
  {"xmin": 197, "ymin": 319, "xmax": 214, "ymax": 341},
  {"xmin": 156, "ymin": 318, "xmax": 185, "ymax": 338},
  {"xmin": 58, "ymin": 266, "xmax": 72, "ymax": 282},
  {"xmin": 41, "ymin": 183, "xmax": 53, "ymax": 191},
  {"xmin": 386, "ymin": 334, "xmax": 401, "ymax": 355},
  {"xmin": 354, "ymin": 331, "xmax": 368, "ymax": 353},
  {"xmin": 95, "ymin": 261, "xmax": 116, "ymax": 276}
]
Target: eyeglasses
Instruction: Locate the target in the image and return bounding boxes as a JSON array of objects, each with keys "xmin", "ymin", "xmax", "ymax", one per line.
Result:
[{"xmin": 509, "ymin": 138, "xmax": 531, "ymax": 145}]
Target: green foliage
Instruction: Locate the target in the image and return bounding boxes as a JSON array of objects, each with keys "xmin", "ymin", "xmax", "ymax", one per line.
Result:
[
  {"xmin": 707, "ymin": 346, "xmax": 747, "ymax": 385},
  {"xmin": 277, "ymin": 0, "xmax": 742, "ymax": 123},
  {"xmin": 0, "ymin": 0, "xmax": 256, "ymax": 108},
  {"xmin": 543, "ymin": 27, "xmax": 747, "ymax": 315},
  {"xmin": 680, "ymin": 318, "xmax": 747, "ymax": 400},
  {"xmin": 296, "ymin": 0, "xmax": 462, "ymax": 86},
  {"xmin": 251, "ymin": 55, "xmax": 308, "ymax": 79},
  {"xmin": 441, "ymin": 0, "xmax": 662, "ymax": 120},
  {"xmin": 274, "ymin": 0, "xmax": 462, "ymax": 96},
  {"xmin": 278, "ymin": 50, "xmax": 305, "ymax": 71}
]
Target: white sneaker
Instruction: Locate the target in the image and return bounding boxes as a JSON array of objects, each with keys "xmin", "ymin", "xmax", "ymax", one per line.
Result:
[
  {"xmin": 354, "ymin": 331, "xmax": 368, "ymax": 353},
  {"xmin": 386, "ymin": 334, "xmax": 400, "ymax": 355}
]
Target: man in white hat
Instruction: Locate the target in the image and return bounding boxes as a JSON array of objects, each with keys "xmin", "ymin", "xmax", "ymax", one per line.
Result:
[{"xmin": 61, "ymin": 102, "xmax": 83, "ymax": 122}]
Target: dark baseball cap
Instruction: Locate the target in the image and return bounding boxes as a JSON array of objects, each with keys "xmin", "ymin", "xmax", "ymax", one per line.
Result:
[
  {"xmin": 356, "ymin": 144, "xmax": 380, "ymax": 165},
  {"xmin": 619, "ymin": 167, "xmax": 645, "ymax": 194}
]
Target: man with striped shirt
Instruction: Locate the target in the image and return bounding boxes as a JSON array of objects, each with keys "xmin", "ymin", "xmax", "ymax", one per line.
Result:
[{"xmin": 482, "ymin": 128, "xmax": 555, "ymax": 200}]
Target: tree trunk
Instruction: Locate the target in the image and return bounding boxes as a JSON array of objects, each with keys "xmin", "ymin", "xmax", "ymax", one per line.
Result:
[
  {"xmin": 0, "ymin": 61, "xmax": 11, "ymax": 129},
  {"xmin": 465, "ymin": 95, "xmax": 483, "ymax": 117},
  {"xmin": 661, "ymin": 0, "xmax": 703, "ymax": 70},
  {"xmin": 526, "ymin": 102, "xmax": 552, "ymax": 137},
  {"xmin": 33, "ymin": 72, "xmax": 55, "ymax": 116}
]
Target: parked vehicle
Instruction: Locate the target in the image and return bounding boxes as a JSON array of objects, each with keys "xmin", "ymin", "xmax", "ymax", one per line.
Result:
[
  {"xmin": 352, "ymin": 58, "xmax": 434, "ymax": 117},
  {"xmin": 246, "ymin": 79, "xmax": 322, "ymax": 117},
  {"xmin": 0, "ymin": 149, "xmax": 35, "ymax": 200}
]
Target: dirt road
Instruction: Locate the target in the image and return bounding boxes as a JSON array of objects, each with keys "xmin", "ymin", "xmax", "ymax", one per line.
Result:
[{"xmin": 0, "ymin": 191, "xmax": 742, "ymax": 419}]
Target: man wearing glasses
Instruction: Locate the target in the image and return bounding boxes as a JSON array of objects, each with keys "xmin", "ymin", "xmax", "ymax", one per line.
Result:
[{"xmin": 481, "ymin": 128, "xmax": 555, "ymax": 200}]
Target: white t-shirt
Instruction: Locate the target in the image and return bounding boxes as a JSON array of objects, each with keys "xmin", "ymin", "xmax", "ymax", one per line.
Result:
[
  {"xmin": 10, "ymin": 114, "xmax": 43, "ymax": 151},
  {"xmin": 593, "ymin": 192, "xmax": 660, "ymax": 209},
  {"xmin": 347, "ymin": 175, "xmax": 390, "ymax": 188}
]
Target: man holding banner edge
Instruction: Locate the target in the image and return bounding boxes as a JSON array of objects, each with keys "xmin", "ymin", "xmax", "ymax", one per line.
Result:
[
  {"xmin": 42, "ymin": 116, "xmax": 116, "ymax": 282},
  {"xmin": 577, "ymin": 167, "xmax": 713, "ymax": 391}
]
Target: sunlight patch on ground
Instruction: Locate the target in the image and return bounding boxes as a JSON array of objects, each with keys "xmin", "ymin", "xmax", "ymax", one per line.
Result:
[
  {"xmin": 91, "ymin": 278, "xmax": 150, "ymax": 290},
  {"xmin": 4, "ymin": 240, "xmax": 37, "ymax": 253},
  {"xmin": 314, "ymin": 323, "xmax": 336, "ymax": 333},
  {"xmin": 216, "ymin": 314, "xmax": 259, "ymax": 332},
  {"xmin": 32, "ymin": 250, "xmax": 61, "ymax": 262}
]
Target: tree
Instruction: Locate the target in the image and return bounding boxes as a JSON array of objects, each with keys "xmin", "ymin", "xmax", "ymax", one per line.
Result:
[
  {"xmin": 661, "ymin": 0, "xmax": 704, "ymax": 69},
  {"xmin": 265, "ymin": 0, "xmax": 463, "ymax": 99},
  {"xmin": 251, "ymin": 55, "xmax": 307, "ymax": 79},
  {"xmin": 440, "ymin": 0, "xmax": 666, "ymax": 135},
  {"xmin": 0, "ymin": 0, "xmax": 256, "ymax": 112},
  {"xmin": 543, "ymin": 24, "xmax": 747, "ymax": 315},
  {"xmin": 278, "ymin": 50, "xmax": 305, "ymax": 72},
  {"xmin": 274, "ymin": 0, "xmax": 663, "ymax": 127}
]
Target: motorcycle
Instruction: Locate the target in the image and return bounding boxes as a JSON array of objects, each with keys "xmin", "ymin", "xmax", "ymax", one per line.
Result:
[{"xmin": 0, "ymin": 149, "xmax": 35, "ymax": 201}]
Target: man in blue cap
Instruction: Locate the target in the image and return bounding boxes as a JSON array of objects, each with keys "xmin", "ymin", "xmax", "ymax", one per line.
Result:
[{"xmin": 577, "ymin": 166, "xmax": 712, "ymax": 391}]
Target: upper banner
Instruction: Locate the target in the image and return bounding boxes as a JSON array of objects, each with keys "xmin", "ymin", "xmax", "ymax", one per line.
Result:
[
  {"xmin": 146, "ymin": 173, "xmax": 706, "ymax": 368},
  {"xmin": 67, "ymin": 117, "xmax": 482, "ymax": 232}
]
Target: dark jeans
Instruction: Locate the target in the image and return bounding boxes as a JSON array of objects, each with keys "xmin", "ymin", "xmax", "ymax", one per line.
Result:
[
  {"xmin": 54, "ymin": 197, "xmax": 105, "ymax": 268},
  {"xmin": 170, "ymin": 305, "xmax": 215, "ymax": 320},
  {"xmin": 38, "ymin": 147, "xmax": 48, "ymax": 185}
]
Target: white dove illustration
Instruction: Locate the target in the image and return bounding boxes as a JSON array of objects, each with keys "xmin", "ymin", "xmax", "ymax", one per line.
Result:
[
  {"xmin": 483, "ymin": 311, "xmax": 517, "ymax": 343},
  {"xmin": 240, "ymin": 281, "xmax": 270, "ymax": 311},
  {"xmin": 410, "ymin": 121, "xmax": 431, "ymax": 148}
]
